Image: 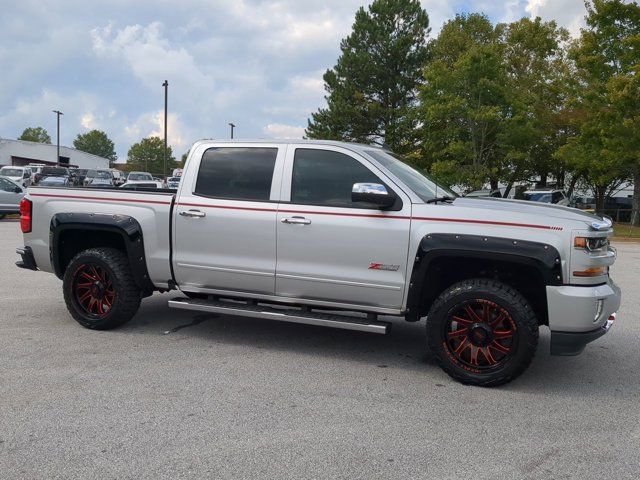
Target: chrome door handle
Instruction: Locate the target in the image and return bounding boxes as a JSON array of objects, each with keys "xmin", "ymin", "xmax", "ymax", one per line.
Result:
[
  {"xmin": 281, "ymin": 216, "xmax": 311, "ymax": 225},
  {"xmin": 179, "ymin": 209, "xmax": 206, "ymax": 218}
]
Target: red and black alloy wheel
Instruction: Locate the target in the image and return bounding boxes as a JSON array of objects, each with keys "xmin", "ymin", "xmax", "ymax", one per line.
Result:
[
  {"xmin": 72, "ymin": 263, "xmax": 117, "ymax": 318},
  {"xmin": 426, "ymin": 278, "xmax": 538, "ymax": 387},
  {"xmin": 443, "ymin": 299, "xmax": 517, "ymax": 371},
  {"xmin": 63, "ymin": 248, "xmax": 141, "ymax": 330}
]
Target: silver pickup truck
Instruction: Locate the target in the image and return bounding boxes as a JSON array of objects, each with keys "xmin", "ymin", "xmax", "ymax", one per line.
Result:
[{"xmin": 16, "ymin": 140, "xmax": 621, "ymax": 386}]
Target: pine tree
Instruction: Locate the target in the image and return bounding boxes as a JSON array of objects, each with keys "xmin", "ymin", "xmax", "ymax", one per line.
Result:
[{"xmin": 306, "ymin": 0, "xmax": 429, "ymax": 154}]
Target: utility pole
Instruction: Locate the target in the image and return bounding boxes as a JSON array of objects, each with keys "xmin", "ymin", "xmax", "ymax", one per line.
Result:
[
  {"xmin": 52, "ymin": 110, "xmax": 63, "ymax": 164},
  {"xmin": 162, "ymin": 80, "xmax": 168, "ymax": 179},
  {"xmin": 229, "ymin": 122, "xmax": 235, "ymax": 139}
]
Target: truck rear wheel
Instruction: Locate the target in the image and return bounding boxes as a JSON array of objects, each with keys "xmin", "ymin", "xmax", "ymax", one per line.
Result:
[
  {"xmin": 426, "ymin": 278, "xmax": 538, "ymax": 387},
  {"xmin": 63, "ymin": 248, "xmax": 141, "ymax": 330}
]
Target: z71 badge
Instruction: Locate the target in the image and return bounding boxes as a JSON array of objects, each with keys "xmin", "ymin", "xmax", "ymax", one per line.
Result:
[{"xmin": 368, "ymin": 263, "xmax": 400, "ymax": 271}]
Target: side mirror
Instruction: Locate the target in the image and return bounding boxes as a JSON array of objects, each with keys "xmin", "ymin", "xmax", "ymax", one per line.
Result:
[
  {"xmin": 352, "ymin": 183, "xmax": 396, "ymax": 209},
  {"xmin": 14, "ymin": 186, "xmax": 23, "ymax": 193}
]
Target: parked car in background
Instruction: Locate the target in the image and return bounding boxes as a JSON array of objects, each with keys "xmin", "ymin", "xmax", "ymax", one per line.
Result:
[
  {"xmin": 84, "ymin": 169, "xmax": 114, "ymax": 187},
  {"xmin": 603, "ymin": 196, "xmax": 633, "ymax": 222},
  {"xmin": 573, "ymin": 196, "xmax": 596, "ymax": 210},
  {"xmin": 120, "ymin": 181, "xmax": 160, "ymax": 189},
  {"xmin": 0, "ymin": 166, "xmax": 32, "ymax": 187},
  {"xmin": 37, "ymin": 176, "xmax": 69, "ymax": 187},
  {"xmin": 37, "ymin": 166, "xmax": 70, "ymax": 185},
  {"xmin": 0, "ymin": 176, "xmax": 25, "ymax": 219},
  {"xmin": 27, "ymin": 164, "xmax": 46, "ymax": 180},
  {"xmin": 111, "ymin": 169, "xmax": 125, "ymax": 186},
  {"xmin": 166, "ymin": 176, "xmax": 181, "ymax": 189},
  {"xmin": 465, "ymin": 189, "xmax": 502, "ymax": 198},
  {"xmin": 126, "ymin": 171, "xmax": 154, "ymax": 182},
  {"xmin": 71, "ymin": 169, "xmax": 88, "ymax": 186},
  {"xmin": 124, "ymin": 172, "xmax": 164, "ymax": 188},
  {"xmin": 523, "ymin": 189, "xmax": 570, "ymax": 206}
]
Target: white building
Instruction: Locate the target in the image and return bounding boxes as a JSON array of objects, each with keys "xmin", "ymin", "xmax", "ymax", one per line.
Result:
[{"xmin": 0, "ymin": 138, "xmax": 110, "ymax": 170}]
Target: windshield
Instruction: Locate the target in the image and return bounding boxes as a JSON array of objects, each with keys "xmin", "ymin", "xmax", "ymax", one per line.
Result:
[
  {"xmin": 1, "ymin": 168, "xmax": 23, "ymax": 177},
  {"xmin": 365, "ymin": 150, "xmax": 456, "ymax": 202},
  {"xmin": 129, "ymin": 173, "xmax": 153, "ymax": 181},
  {"xmin": 524, "ymin": 192, "xmax": 552, "ymax": 203},
  {"xmin": 42, "ymin": 167, "xmax": 68, "ymax": 176}
]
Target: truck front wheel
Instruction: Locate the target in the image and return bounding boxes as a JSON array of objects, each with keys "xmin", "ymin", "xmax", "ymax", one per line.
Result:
[
  {"xmin": 426, "ymin": 278, "xmax": 539, "ymax": 387},
  {"xmin": 63, "ymin": 248, "xmax": 141, "ymax": 330}
]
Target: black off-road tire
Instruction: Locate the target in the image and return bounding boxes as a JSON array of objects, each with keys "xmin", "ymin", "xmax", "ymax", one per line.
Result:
[
  {"xmin": 63, "ymin": 248, "xmax": 141, "ymax": 330},
  {"xmin": 426, "ymin": 278, "xmax": 539, "ymax": 387}
]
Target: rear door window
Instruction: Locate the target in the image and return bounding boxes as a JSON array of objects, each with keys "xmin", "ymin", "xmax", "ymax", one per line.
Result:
[{"xmin": 195, "ymin": 147, "xmax": 278, "ymax": 201}]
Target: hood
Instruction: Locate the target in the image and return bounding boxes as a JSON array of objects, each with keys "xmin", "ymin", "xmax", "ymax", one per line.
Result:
[{"xmin": 452, "ymin": 197, "xmax": 610, "ymax": 231}]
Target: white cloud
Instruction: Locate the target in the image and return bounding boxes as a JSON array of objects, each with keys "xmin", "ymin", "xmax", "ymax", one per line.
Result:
[
  {"xmin": 90, "ymin": 22, "xmax": 214, "ymax": 97},
  {"xmin": 80, "ymin": 112, "xmax": 97, "ymax": 130},
  {"xmin": 263, "ymin": 123, "xmax": 306, "ymax": 139},
  {"xmin": 290, "ymin": 75, "xmax": 325, "ymax": 95},
  {"xmin": 3, "ymin": 0, "xmax": 593, "ymax": 161},
  {"xmin": 525, "ymin": 0, "xmax": 586, "ymax": 35},
  {"xmin": 125, "ymin": 110, "xmax": 185, "ymax": 149}
]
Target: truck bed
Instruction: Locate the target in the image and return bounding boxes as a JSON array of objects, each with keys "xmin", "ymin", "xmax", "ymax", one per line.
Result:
[{"xmin": 25, "ymin": 186, "xmax": 175, "ymax": 289}]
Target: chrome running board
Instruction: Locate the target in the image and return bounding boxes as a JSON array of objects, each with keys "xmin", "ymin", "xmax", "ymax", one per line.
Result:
[{"xmin": 168, "ymin": 297, "xmax": 390, "ymax": 334}]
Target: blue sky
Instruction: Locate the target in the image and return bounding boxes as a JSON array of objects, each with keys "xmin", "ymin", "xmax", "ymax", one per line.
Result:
[{"xmin": 0, "ymin": 0, "xmax": 590, "ymax": 160}]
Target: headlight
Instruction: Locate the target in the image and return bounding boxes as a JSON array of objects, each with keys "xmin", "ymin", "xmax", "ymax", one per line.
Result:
[{"xmin": 574, "ymin": 236, "xmax": 609, "ymax": 252}]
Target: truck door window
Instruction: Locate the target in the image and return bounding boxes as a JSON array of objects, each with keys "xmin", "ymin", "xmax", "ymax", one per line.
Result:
[
  {"xmin": 291, "ymin": 148, "xmax": 383, "ymax": 208},
  {"xmin": 195, "ymin": 147, "xmax": 278, "ymax": 201}
]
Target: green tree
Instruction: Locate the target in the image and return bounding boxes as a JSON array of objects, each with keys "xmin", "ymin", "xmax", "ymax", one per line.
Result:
[
  {"xmin": 415, "ymin": 14, "xmax": 572, "ymax": 195},
  {"xmin": 73, "ymin": 130, "xmax": 117, "ymax": 164},
  {"xmin": 127, "ymin": 137, "xmax": 177, "ymax": 176},
  {"xmin": 306, "ymin": 0, "xmax": 430, "ymax": 154},
  {"xmin": 500, "ymin": 18, "xmax": 572, "ymax": 196},
  {"xmin": 556, "ymin": 0, "xmax": 640, "ymax": 215},
  {"xmin": 18, "ymin": 127, "xmax": 51, "ymax": 144},
  {"xmin": 414, "ymin": 14, "xmax": 509, "ymax": 191}
]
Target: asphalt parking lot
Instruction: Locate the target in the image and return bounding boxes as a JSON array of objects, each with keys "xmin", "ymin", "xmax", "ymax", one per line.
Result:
[{"xmin": 1, "ymin": 220, "xmax": 639, "ymax": 479}]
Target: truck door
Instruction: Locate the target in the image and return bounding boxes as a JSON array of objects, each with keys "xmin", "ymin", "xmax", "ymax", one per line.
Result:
[
  {"xmin": 275, "ymin": 145, "xmax": 412, "ymax": 309},
  {"xmin": 173, "ymin": 144, "xmax": 286, "ymax": 295}
]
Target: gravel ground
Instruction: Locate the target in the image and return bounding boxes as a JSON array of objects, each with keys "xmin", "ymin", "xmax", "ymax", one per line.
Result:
[{"xmin": 1, "ymin": 219, "xmax": 638, "ymax": 479}]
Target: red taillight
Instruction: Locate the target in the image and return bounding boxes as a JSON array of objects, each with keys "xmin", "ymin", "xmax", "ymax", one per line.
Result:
[{"xmin": 19, "ymin": 198, "xmax": 32, "ymax": 233}]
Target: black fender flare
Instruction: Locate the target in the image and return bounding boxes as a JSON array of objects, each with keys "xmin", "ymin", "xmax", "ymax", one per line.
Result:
[
  {"xmin": 50, "ymin": 213, "xmax": 155, "ymax": 296},
  {"xmin": 405, "ymin": 233, "xmax": 563, "ymax": 321}
]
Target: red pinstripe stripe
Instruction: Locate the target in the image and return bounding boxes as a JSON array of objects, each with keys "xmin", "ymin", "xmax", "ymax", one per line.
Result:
[
  {"xmin": 29, "ymin": 192, "xmax": 172, "ymax": 205},
  {"xmin": 410, "ymin": 216, "xmax": 562, "ymax": 231},
  {"xmin": 179, "ymin": 202, "xmax": 278, "ymax": 213},
  {"xmin": 28, "ymin": 193, "xmax": 563, "ymax": 231}
]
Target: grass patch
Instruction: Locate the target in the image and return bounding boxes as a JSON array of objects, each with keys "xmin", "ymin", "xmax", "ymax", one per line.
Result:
[{"xmin": 613, "ymin": 223, "xmax": 640, "ymax": 238}]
